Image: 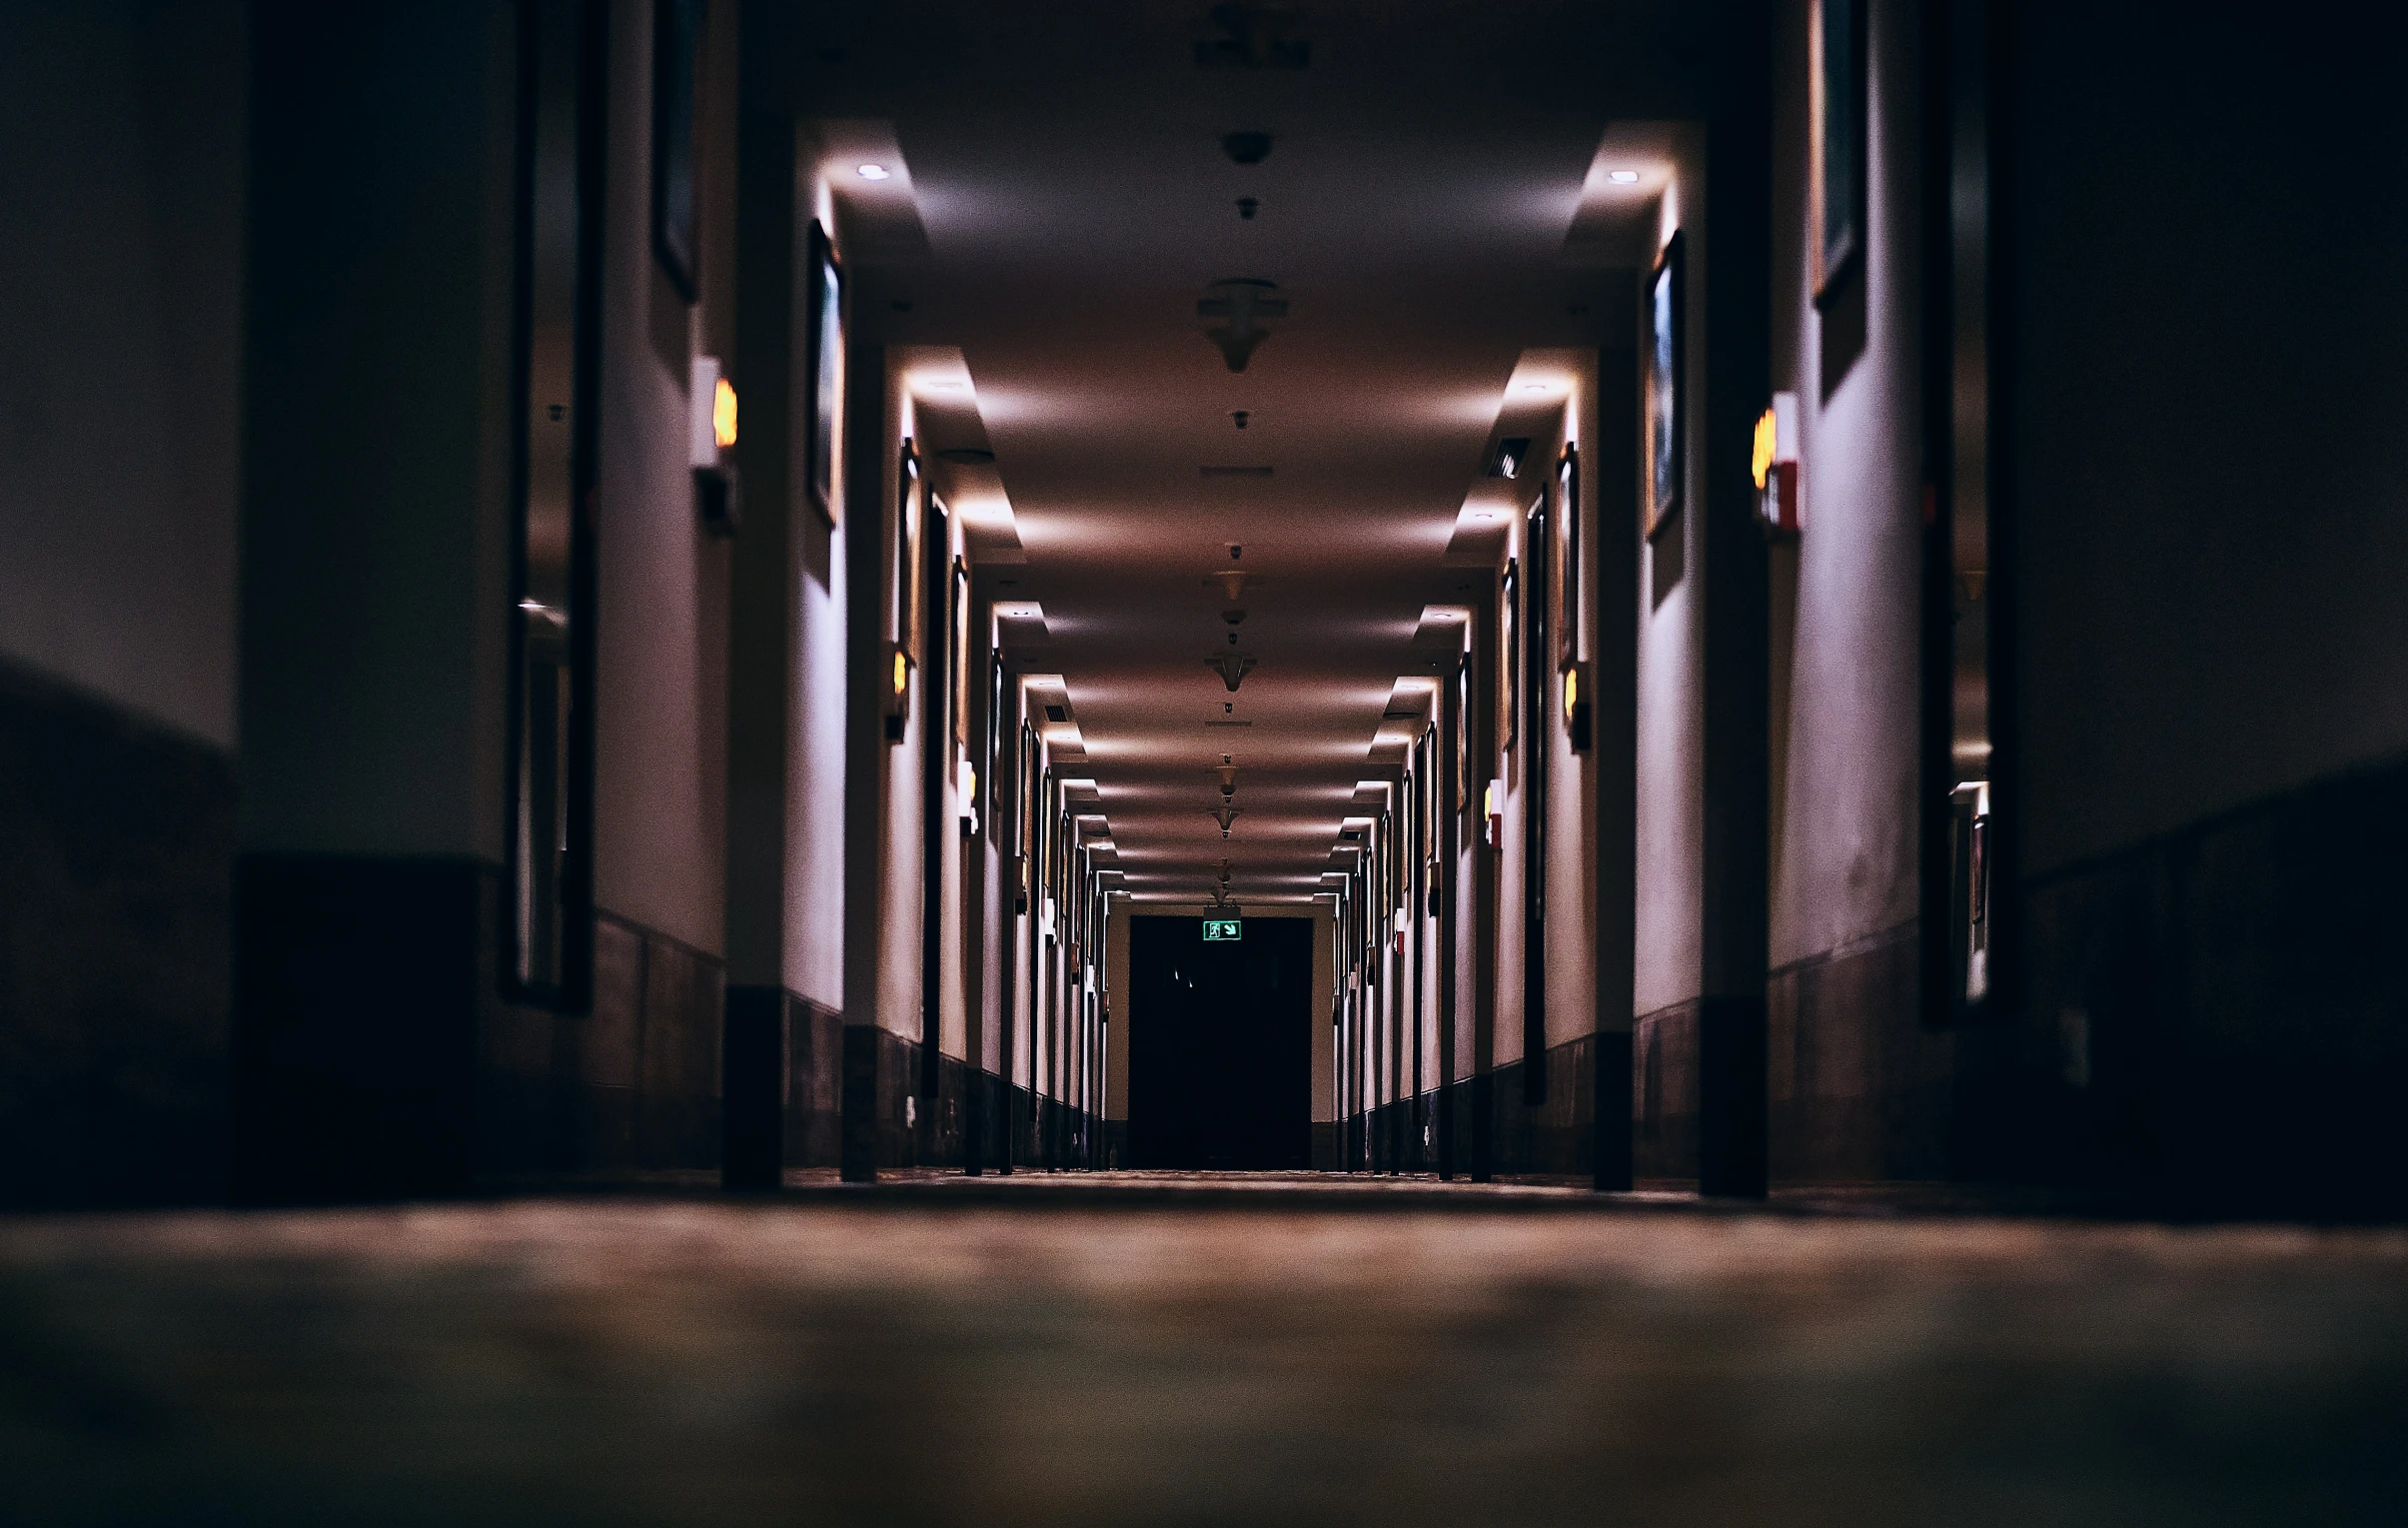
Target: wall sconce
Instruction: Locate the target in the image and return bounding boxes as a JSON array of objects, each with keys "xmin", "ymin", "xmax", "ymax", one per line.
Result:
[
  {"xmin": 1563, "ymin": 662, "xmax": 1593, "ymax": 753},
  {"xmin": 958, "ymin": 759, "xmax": 979, "ymax": 836},
  {"xmin": 690, "ymin": 357, "xmax": 740, "ymax": 537},
  {"xmin": 883, "ymin": 643, "xmax": 912, "ymax": 742},
  {"xmin": 1753, "ymin": 391, "xmax": 1801, "ymax": 536},
  {"xmin": 1483, "ymin": 778, "xmax": 1506, "ymax": 847}
]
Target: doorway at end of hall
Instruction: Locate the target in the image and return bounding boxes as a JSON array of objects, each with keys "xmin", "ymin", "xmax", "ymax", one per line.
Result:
[{"xmin": 1126, "ymin": 913, "xmax": 1311, "ymax": 1169}]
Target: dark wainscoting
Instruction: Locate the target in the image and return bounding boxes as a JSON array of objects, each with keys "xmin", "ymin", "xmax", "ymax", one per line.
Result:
[
  {"xmin": 1309, "ymin": 1120, "xmax": 1340, "ymax": 1171},
  {"xmin": 236, "ymin": 859, "xmax": 724, "ymax": 1201},
  {"xmin": 2010, "ymin": 756, "xmax": 2408, "ymax": 1218},
  {"xmin": 1633, "ymin": 1001, "xmax": 1700, "ymax": 1182},
  {"xmin": 1767, "ymin": 922, "xmax": 1951, "ymax": 1182},
  {"xmin": 835, "ymin": 1022, "xmax": 1102, "ymax": 1175},
  {"xmin": 0, "ymin": 662, "xmax": 237, "ymax": 1208}
]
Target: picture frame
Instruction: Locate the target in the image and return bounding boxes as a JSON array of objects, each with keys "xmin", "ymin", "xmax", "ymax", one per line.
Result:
[
  {"xmin": 951, "ymin": 555, "xmax": 971, "ymax": 749},
  {"xmin": 1453, "ymin": 654, "xmax": 1470, "ymax": 814},
  {"xmin": 1499, "ymin": 557, "xmax": 1519, "ymax": 752},
  {"xmin": 1554, "ymin": 444, "xmax": 1580, "ymax": 670},
  {"xmin": 804, "ymin": 220, "xmax": 843, "ymax": 526},
  {"xmin": 1812, "ymin": 0, "xmax": 1866, "ymax": 301},
  {"xmin": 896, "ymin": 443, "xmax": 924, "ymax": 663},
  {"xmin": 648, "ymin": 0, "xmax": 701, "ymax": 303},
  {"xmin": 1646, "ymin": 232, "xmax": 1685, "ymax": 540}
]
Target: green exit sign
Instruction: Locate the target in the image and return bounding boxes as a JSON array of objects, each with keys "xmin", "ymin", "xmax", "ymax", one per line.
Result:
[{"xmin": 1201, "ymin": 918, "xmax": 1242, "ymax": 941}]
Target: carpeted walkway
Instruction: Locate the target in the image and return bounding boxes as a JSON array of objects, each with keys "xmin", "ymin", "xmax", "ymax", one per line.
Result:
[{"xmin": 3, "ymin": 1176, "xmax": 2402, "ymax": 1525}]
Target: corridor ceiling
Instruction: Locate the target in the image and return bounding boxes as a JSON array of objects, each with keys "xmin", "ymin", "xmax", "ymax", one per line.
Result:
[{"xmin": 750, "ymin": 1, "xmax": 1710, "ymax": 904}]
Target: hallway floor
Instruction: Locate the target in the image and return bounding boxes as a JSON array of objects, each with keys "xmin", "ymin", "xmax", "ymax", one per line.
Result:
[{"xmin": 4, "ymin": 1176, "xmax": 2402, "ymax": 1526}]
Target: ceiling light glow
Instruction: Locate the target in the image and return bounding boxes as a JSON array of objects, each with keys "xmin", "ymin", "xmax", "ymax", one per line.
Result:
[
  {"xmin": 1609, "ymin": 169, "xmax": 1641, "ymax": 184},
  {"xmin": 857, "ymin": 163, "xmax": 890, "ymax": 181}
]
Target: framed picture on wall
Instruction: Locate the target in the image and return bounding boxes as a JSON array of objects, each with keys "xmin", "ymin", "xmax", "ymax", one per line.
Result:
[
  {"xmin": 649, "ymin": 0, "xmax": 702, "ymax": 302},
  {"xmin": 951, "ymin": 556, "xmax": 971, "ymax": 749},
  {"xmin": 804, "ymin": 222, "xmax": 843, "ymax": 526},
  {"xmin": 1499, "ymin": 557, "xmax": 1519, "ymax": 752},
  {"xmin": 1453, "ymin": 654, "xmax": 1470, "ymax": 813},
  {"xmin": 896, "ymin": 444, "xmax": 924, "ymax": 662},
  {"xmin": 1813, "ymin": 0, "xmax": 1866, "ymax": 299},
  {"xmin": 1646, "ymin": 232, "xmax": 1685, "ymax": 540},
  {"xmin": 1554, "ymin": 444, "xmax": 1580, "ymax": 670}
]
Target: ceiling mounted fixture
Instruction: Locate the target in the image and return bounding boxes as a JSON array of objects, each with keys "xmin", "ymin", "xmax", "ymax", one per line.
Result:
[
  {"xmin": 1209, "ymin": 804, "xmax": 1241, "ymax": 838},
  {"xmin": 1236, "ymin": 197, "xmax": 1260, "ymax": 221},
  {"xmin": 936, "ymin": 447, "xmax": 994, "ymax": 466},
  {"xmin": 1608, "ymin": 169, "xmax": 1641, "ymax": 184},
  {"xmin": 1489, "ymin": 437, "xmax": 1533, "ymax": 479},
  {"xmin": 1197, "ymin": 278, "xmax": 1287, "ymax": 372},
  {"xmin": 1222, "ymin": 131, "xmax": 1274, "ymax": 165},
  {"xmin": 856, "ymin": 163, "xmax": 889, "ymax": 181},
  {"xmin": 1208, "ymin": 652, "xmax": 1257, "ymax": 693}
]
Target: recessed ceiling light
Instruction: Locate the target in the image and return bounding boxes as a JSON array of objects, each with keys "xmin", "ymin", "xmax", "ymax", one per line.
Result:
[
  {"xmin": 1609, "ymin": 169, "xmax": 1641, "ymax": 184},
  {"xmin": 1521, "ymin": 383, "xmax": 1550, "ymax": 393},
  {"xmin": 856, "ymin": 163, "xmax": 889, "ymax": 181}
]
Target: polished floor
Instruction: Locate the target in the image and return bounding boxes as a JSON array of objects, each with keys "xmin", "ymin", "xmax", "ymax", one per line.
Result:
[{"xmin": 3, "ymin": 1174, "xmax": 2402, "ymax": 1526}]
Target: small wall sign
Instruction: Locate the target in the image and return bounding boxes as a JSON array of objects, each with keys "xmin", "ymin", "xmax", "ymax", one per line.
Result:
[{"xmin": 1201, "ymin": 918, "xmax": 1243, "ymax": 941}]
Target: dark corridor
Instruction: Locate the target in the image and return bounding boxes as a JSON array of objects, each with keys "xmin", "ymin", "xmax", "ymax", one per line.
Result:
[{"xmin": 1127, "ymin": 915, "xmax": 1312, "ymax": 1169}]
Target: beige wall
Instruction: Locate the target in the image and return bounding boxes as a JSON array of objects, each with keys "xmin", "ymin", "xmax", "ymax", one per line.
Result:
[
  {"xmin": 1765, "ymin": 0, "xmax": 1923, "ymax": 969},
  {"xmin": 1633, "ymin": 127, "xmax": 1710, "ymax": 1021},
  {"xmin": 592, "ymin": 0, "xmax": 737, "ymax": 956}
]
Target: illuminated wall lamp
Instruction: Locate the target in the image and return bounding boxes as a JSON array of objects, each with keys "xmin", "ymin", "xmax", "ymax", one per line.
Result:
[
  {"xmin": 883, "ymin": 643, "xmax": 912, "ymax": 742},
  {"xmin": 1483, "ymin": 778, "xmax": 1506, "ymax": 848},
  {"xmin": 1562, "ymin": 661, "xmax": 1593, "ymax": 753},
  {"xmin": 690, "ymin": 356, "xmax": 740, "ymax": 537},
  {"xmin": 1753, "ymin": 391, "xmax": 1802, "ymax": 536}
]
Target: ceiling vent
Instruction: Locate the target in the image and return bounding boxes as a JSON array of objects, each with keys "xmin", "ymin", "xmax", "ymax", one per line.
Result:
[
  {"xmin": 1488, "ymin": 437, "xmax": 1534, "ymax": 480},
  {"xmin": 1044, "ymin": 705, "xmax": 1069, "ymax": 724},
  {"xmin": 1194, "ymin": 5, "xmax": 1309, "ymax": 69}
]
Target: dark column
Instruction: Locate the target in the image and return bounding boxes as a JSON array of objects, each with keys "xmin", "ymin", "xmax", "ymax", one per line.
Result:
[
  {"xmin": 1594, "ymin": 309, "xmax": 1643, "ymax": 1192},
  {"xmin": 721, "ymin": 987, "xmax": 784, "ymax": 1190},
  {"xmin": 838, "ymin": 335, "xmax": 889, "ymax": 1183},
  {"xmin": 840, "ymin": 1024, "xmax": 880, "ymax": 1182},
  {"xmin": 1471, "ymin": 589, "xmax": 1499, "ymax": 1182},
  {"xmin": 721, "ymin": 112, "xmax": 801, "ymax": 1193},
  {"xmin": 1696, "ymin": 7, "xmax": 1776, "ymax": 1199}
]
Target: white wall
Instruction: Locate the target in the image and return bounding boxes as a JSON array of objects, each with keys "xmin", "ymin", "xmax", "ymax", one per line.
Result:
[
  {"xmin": 1766, "ymin": 0, "xmax": 1923, "ymax": 968},
  {"xmin": 592, "ymin": 0, "xmax": 731, "ymax": 954},
  {"xmin": 2006, "ymin": 5, "xmax": 2408, "ymax": 876},
  {"xmin": 0, "ymin": 0, "xmax": 245, "ymax": 751},
  {"xmin": 1633, "ymin": 129, "xmax": 1710, "ymax": 1020}
]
